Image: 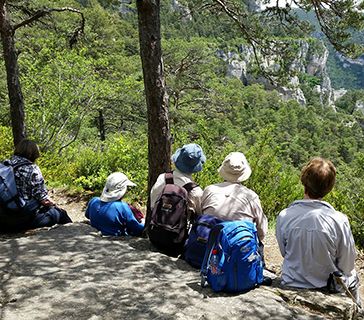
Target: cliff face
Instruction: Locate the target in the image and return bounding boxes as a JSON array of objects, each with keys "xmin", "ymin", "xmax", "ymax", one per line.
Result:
[
  {"xmin": 119, "ymin": 0, "xmax": 132, "ymax": 14},
  {"xmin": 217, "ymin": 39, "xmax": 334, "ymax": 106}
]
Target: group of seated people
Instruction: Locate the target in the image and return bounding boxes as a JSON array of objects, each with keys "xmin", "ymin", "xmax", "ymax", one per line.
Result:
[{"xmin": 0, "ymin": 140, "xmax": 361, "ymax": 306}]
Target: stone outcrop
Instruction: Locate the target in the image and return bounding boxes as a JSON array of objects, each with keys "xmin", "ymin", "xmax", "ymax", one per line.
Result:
[
  {"xmin": 245, "ymin": 0, "xmax": 263, "ymax": 12},
  {"xmin": 119, "ymin": 0, "xmax": 132, "ymax": 14},
  {"xmin": 171, "ymin": 0, "xmax": 192, "ymax": 21},
  {"xmin": 355, "ymin": 100, "xmax": 364, "ymax": 114},
  {"xmin": 0, "ymin": 223, "xmax": 362, "ymax": 320},
  {"xmin": 217, "ymin": 40, "xmax": 334, "ymax": 105},
  {"xmin": 337, "ymin": 53, "xmax": 364, "ymax": 69},
  {"xmin": 333, "ymin": 88, "xmax": 348, "ymax": 103}
]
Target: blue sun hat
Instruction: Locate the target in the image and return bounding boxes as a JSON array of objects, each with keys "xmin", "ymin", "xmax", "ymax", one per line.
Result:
[{"xmin": 171, "ymin": 143, "xmax": 206, "ymax": 174}]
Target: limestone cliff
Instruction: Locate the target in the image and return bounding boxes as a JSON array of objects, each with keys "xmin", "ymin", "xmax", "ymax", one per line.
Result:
[{"xmin": 217, "ymin": 39, "xmax": 334, "ymax": 106}]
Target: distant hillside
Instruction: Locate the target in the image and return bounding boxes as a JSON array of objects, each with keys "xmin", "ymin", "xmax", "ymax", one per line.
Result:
[{"xmin": 295, "ymin": 9, "xmax": 364, "ymax": 89}]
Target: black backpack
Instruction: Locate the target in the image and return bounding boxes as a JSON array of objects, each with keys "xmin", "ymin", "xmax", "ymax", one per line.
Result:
[{"xmin": 148, "ymin": 172, "xmax": 197, "ymax": 256}]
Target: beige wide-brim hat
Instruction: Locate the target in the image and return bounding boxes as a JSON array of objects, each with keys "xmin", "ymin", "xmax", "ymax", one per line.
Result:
[
  {"xmin": 218, "ymin": 152, "xmax": 252, "ymax": 183},
  {"xmin": 100, "ymin": 172, "xmax": 136, "ymax": 202}
]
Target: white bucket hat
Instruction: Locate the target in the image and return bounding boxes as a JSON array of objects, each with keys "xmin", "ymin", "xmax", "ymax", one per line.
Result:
[
  {"xmin": 218, "ymin": 152, "xmax": 252, "ymax": 183},
  {"xmin": 100, "ymin": 172, "xmax": 136, "ymax": 202}
]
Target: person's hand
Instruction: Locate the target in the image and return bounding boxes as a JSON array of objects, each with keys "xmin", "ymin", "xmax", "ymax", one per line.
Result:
[{"xmin": 40, "ymin": 199, "xmax": 55, "ymax": 207}]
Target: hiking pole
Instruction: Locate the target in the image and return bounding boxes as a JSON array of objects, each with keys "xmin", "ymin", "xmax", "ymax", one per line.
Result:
[{"xmin": 333, "ymin": 271, "xmax": 362, "ymax": 309}]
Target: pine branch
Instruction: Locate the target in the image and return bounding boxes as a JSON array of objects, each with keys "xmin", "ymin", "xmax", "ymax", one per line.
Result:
[{"xmin": 13, "ymin": 7, "xmax": 85, "ymax": 48}]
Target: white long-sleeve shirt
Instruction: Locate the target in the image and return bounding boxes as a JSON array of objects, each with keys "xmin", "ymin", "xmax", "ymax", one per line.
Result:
[
  {"xmin": 150, "ymin": 169, "xmax": 203, "ymax": 215},
  {"xmin": 201, "ymin": 182, "xmax": 268, "ymax": 241},
  {"xmin": 276, "ymin": 199, "xmax": 357, "ymax": 288}
]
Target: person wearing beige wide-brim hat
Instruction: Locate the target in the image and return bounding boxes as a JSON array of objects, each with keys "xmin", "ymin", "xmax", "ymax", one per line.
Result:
[
  {"xmin": 85, "ymin": 172, "xmax": 144, "ymax": 236},
  {"xmin": 201, "ymin": 152, "xmax": 268, "ymax": 242}
]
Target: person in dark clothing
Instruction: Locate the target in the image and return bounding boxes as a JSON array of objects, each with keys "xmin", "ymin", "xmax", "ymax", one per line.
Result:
[{"xmin": 0, "ymin": 139, "xmax": 72, "ymax": 232}]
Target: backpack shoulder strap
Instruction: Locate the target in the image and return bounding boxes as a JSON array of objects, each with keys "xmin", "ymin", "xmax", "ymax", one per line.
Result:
[
  {"xmin": 200, "ymin": 224, "xmax": 224, "ymax": 276},
  {"xmin": 13, "ymin": 162, "xmax": 29, "ymax": 172},
  {"xmin": 165, "ymin": 172, "xmax": 174, "ymax": 185},
  {"xmin": 3, "ymin": 159, "xmax": 30, "ymax": 172},
  {"xmin": 183, "ymin": 182, "xmax": 198, "ymax": 193}
]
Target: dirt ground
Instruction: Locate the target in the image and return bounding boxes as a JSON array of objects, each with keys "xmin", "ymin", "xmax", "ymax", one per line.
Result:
[{"xmin": 50, "ymin": 188, "xmax": 364, "ymax": 300}]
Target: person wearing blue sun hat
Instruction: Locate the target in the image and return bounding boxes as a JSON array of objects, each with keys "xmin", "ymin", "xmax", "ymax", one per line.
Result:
[{"xmin": 150, "ymin": 143, "xmax": 206, "ymax": 216}]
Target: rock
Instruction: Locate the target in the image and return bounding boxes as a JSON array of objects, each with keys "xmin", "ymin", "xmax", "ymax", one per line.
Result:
[
  {"xmin": 217, "ymin": 39, "xmax": 334, "ymax": 106},
  {"xmin": 119, "ymin": 0, "xmax": 133, "ymax": 14},
  {"xmin": 171, "ymin": 0, "xmax": 192, "ymax": 21},
  {"xmin": 333, "ymin": 88, "xmax": 348, "ymax": 102},
  {"xmin": 355, "ymin": 101, "xmax": 364, "ymax": 114},
  {"xmin": 245, "ymin": 0, "xmax": 263, "ymax": 12},
  {"xmin": 0, "ymin": 223, "xmax": 361, "ymax": 319}
]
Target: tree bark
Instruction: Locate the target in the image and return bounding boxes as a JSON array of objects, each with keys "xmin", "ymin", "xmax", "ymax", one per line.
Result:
[
  {"xmin": 0, "ymin": 0, "xmax": 26, "ymax": 146},
  {"xmin": 136, "ymin": 0, "xmax": 171, "ymax": 222}
]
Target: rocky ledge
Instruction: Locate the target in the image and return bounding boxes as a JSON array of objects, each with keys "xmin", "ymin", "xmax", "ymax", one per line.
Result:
[{"xmin": 0, "ymin": 223, "xmax": 362, "ymax": 320}]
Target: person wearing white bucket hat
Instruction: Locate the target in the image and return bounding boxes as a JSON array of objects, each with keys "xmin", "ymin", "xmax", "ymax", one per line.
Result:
[
  {"xmin": 85, "ymin": 172, "xmax": 144, "ymax": 236},
  {"xmin": 150, "ymin": 143, "xmax": 206, "ymax": 215},
  {"xmin": 201, "ymin": 152, "xmax": 267, "ymax": 242}
]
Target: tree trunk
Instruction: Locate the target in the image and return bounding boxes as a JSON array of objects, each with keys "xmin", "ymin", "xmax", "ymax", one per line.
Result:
[
  {"xmin": 0, "ymin": 0, "xmax": 26, "ymax": 146},
  {"xmin": 136, "ymin": 0, "xmax": 171, "ymax": 223}
]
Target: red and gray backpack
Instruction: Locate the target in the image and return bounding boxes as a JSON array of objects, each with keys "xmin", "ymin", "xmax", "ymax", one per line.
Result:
[{"xmin": 148, "ymin": 172, "xmax": 197, "ymax": 256}]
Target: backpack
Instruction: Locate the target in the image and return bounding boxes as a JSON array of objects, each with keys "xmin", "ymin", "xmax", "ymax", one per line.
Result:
[
  {"xmin": 200, "ymin": 220, "xmax": 263, "ymax": 293},
  {"xmin": 148, "ymin": 172, "xmax": 197, "ymax": 256},
  {"xmin": 0, "ymin": 160, "xmax": 27, "ymax": 211},
  {"xmin": 128, "ymin": 204, "xmax": 144, "ymax": 223},
  {"xmin": 184, "ymin": 214, "xmax": 223, "ymax": 269},
  {"xmin": 0, "ymin": 160, "xmax": 38, "ymax": 232}
]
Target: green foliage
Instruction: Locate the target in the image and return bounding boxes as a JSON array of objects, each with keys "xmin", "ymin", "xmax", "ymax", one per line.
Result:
[
  {"xmin": 0, "ymin": 126, "xmax": 14, "ymax": 158},
  {"xmin": 244, "ymin": 129, "xmax": 302, "ymax": 219},
  {"xmin": 325, "ymin": 154, "xmax": 364, "ymax": 248},
  {"xmin": 2, "ymin": 0, "xmax": 364, "ymax": 247},
  {"xmin": 39, "ymin": 132, "xmax": 149, "ymax": 204},
  {"xmin": 335, "ymin": 90, "xmax": 364, "ymax": 114},
  {"xmin": 294, "ymin": 9, "xmax": 364, "ymax": 90}
]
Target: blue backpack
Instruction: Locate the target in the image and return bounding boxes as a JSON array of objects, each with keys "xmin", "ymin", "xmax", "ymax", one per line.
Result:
[
  {"xmin": 184, "ymin": 214, "xmax": 223, "ymax": 268},
  {"xmin": 0, "ymin": 160, "xmax": 27, "ymax": 211},
  {"xmin": 0, "ymin": 160, "xmax": 41, "ymax": 231},
  {"xmin": 200, "ymin": 220, "xmax": 263, "ymax": 293}
]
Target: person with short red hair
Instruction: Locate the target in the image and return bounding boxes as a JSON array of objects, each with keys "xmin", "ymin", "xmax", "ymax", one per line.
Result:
[{"xmin": 276, "ymin": 157, "xmax": 361, "ymax": 306}]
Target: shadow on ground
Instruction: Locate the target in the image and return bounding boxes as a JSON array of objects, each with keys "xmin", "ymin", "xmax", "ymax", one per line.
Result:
[{"xmin": 0, "ymin": 223, "xmax": 360, "ymax": 320}]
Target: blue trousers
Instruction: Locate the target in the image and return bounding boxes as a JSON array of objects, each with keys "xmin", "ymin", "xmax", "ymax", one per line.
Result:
[{"xmin": 30, "ymin": 206, "xmax": 72, "ymax": 228}]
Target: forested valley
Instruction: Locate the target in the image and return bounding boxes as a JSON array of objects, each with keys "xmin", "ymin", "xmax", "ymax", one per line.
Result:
[{"xmin": 1, "ymin": 0, "xmax": 364, "ymax": 247}]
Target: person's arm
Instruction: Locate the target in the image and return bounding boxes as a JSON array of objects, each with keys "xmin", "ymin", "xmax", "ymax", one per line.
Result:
[
  {"xmin": 30, "ymin": 165, "xmax": 50, "ymax": 202},
  {"xmin": 251, "ymin": 196, "xmax": 268, "ymax": 242},
  {"xmin": 85, "ymin": 199, "xmax": 92, "ymax": 220},
  {"xmin": 188, "ymin": 186, "xmax": 203, "ymax": 216},
  {"xmin": 200, "ymin": 186, "xmax": 213, "ymax": 215},
  {"xmin": 336, "ymin": 216, "xmax": 356, "ymax": 276},
  {"xmin": 120, "ymin": 202, "xmax": 144, "ymax": 236},
  {"xmin": 275, "ymin": 213, "xmax": 286, "ymax": 257},
  {"xmin": 150, "ymin": 174, "xmax": 164, "ymax": 210},
  {"xmin": 85, "ymin": 198, "xmax": 97, "ymax": 219}
]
